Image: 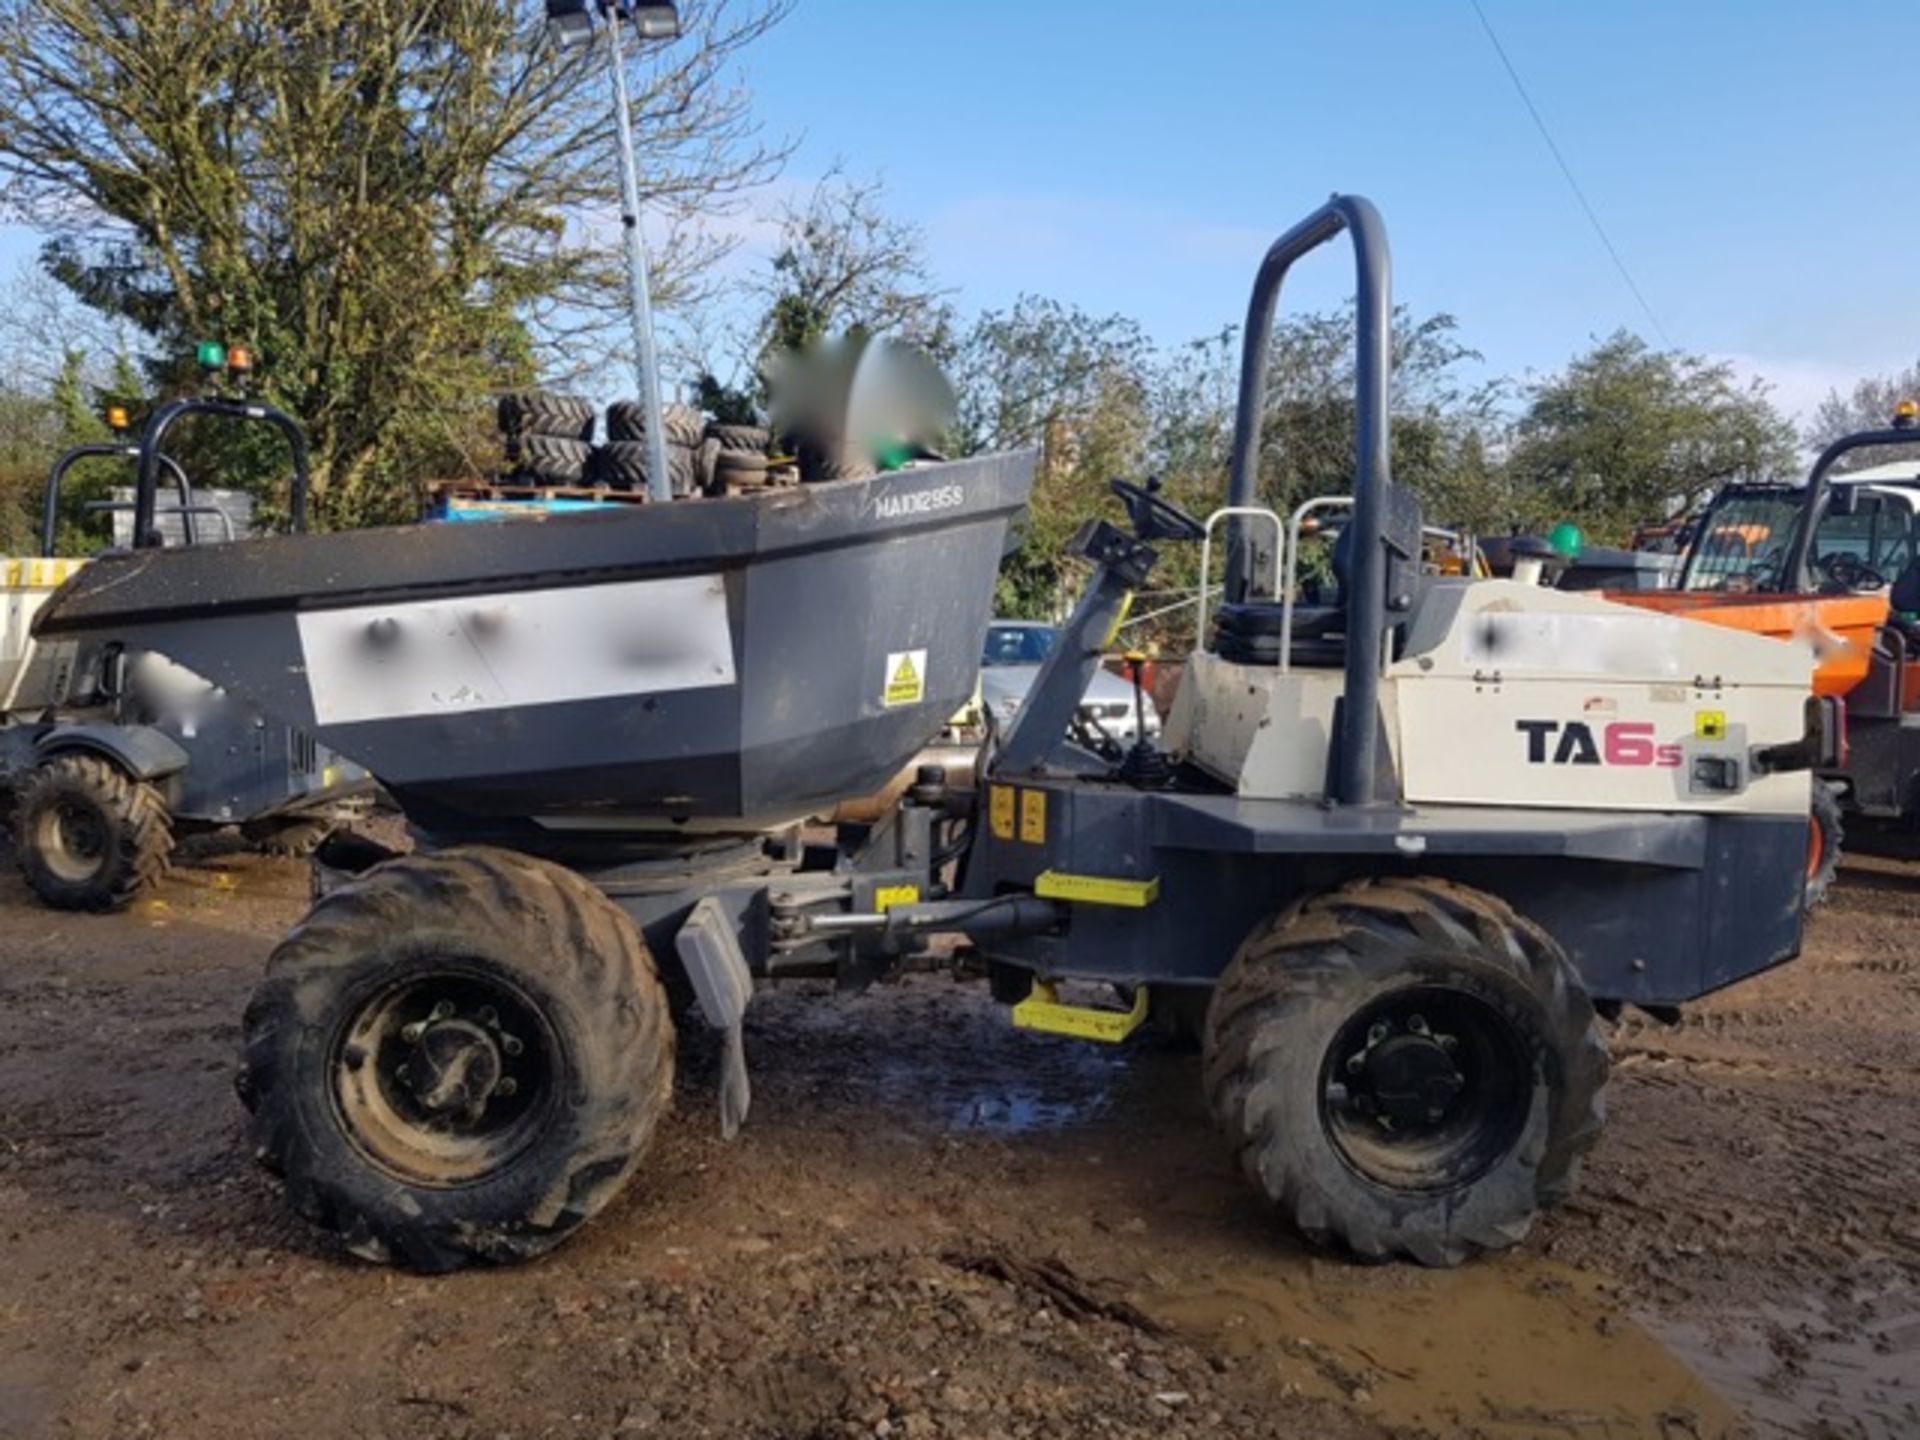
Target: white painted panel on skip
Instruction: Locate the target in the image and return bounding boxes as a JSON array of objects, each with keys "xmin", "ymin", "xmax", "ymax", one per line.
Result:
[{"xmin": 297, "ymin": 574, "xmax": 735, "ymax": 726}]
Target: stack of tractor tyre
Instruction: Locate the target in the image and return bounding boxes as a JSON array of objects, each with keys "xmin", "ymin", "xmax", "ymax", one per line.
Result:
[
  {"xmin": 704, "ymin": 421, "xmax": 792, "ymax": 496},
  {"xmin": 600, "ymin": 400, "xmax": 704, "ymax": 497},
  {"xmin": 497, "ymin": 391, "xmax": 595, "ymax": 487},
  {"xmin": 493, "ymin": 389, "xmax": 802, "ymax": 500}
]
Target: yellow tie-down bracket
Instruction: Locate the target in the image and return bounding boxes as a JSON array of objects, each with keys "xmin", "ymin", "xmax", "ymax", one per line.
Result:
[{"xmin": 1012, "ymin": 980, "xmax": 1150, "ymax": 1043}]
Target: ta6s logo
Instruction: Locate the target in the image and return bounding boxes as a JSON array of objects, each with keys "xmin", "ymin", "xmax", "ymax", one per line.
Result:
[{"xmin": 1516, "ymin": 720, "xmax": 1682, "ymax": 767}]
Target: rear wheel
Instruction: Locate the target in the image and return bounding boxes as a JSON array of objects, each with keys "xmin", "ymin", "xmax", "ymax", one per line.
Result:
[
  {"xmin": 1805, "ymin": 781, "xmax": 1842, "ymax": 908},
  {"xmin": 238, "ymin": 846, "xmax": 675, "ymax": 1272},
  {"xmin": 13, "ymin": 753, "xmax": 172, "ymax": 911},
  {"xmin": 1203, "ymin": 876, "xmax": 1607, "ymax": 1266}
]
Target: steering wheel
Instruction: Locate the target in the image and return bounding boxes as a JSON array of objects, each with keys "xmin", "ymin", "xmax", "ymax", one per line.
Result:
[
  {"xmin": 1109, "ymin": 477, "xmax": 1204, "ymax": 543},
  {"xmin": 1817, "ymin": 550, "xmax": 1886, "ymax": 593}
]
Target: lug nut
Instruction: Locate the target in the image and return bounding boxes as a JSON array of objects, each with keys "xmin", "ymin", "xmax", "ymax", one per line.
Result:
[
  {"xmin": 1367, "ymin": 1022, "xmax": 1390, "ymax": 1046},
  {"xmin": 495, "ymin": 1078, "xmax": 518, "ymax": 1098},
  {"xmin": 500, "ymin": 1034, "xmax": 524, "ymax": 1057},
  {"xmin": 429, "ymin": 1001, "xmax": 454, "ymax": 1022},
  {"xmin": 1407, "ymin": 1015, "xmax": 1429, "ymax": 1036},
  {"xmin": 401, "ymin": 1022, "xmax": 426, "ymax": 1043}
]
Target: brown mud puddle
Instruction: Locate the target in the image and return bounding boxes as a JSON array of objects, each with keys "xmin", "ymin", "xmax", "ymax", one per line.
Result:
[{"xmin": 1141, "ymin": 1255, "xmax": 1731, "ymax": 1437}]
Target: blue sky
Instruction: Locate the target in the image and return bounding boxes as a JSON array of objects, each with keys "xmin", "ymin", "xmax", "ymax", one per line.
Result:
[
  {"xmin": 725, "ymin": 0, "xmax": 1917, "ymax": 420},
  {"xmin": 1, "ymin": 2, "xmax": 1908, "ymax": 423}
]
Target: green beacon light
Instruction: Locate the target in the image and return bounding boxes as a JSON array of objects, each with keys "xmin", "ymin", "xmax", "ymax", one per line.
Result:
[
  {"xmin": 196, "ymin": 340, "xmax": 228, "ymax": 370},
  {"xmin": 1547, "ymin": 521, "xmax": 1584, "ymax": 559}
]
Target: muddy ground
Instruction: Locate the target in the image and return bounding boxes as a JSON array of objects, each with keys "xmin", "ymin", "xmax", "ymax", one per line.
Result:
[{"xmin": 0, "ymin": 833, "xmax": 1916, "ymax": 1440}]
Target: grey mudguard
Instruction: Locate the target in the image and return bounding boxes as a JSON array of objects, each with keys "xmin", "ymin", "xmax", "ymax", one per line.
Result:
[{"xmin": 36, "ymin": 723, "xmax": 190, "ymax": 782}]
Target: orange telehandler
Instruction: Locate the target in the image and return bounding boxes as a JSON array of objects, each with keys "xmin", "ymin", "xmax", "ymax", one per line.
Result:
[{"xmin": 1608, "ymin": 403, "xmax": 1920, "ymax": 900}]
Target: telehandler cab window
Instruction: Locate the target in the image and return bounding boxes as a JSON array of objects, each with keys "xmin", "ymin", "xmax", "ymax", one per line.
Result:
[
  {"xmin": 1812, "ymin": 491, "xmax": 1914, "ymax": 580},
  {"xmin": 1684, "ymin": 492, "xmax": 1801, "ymax": 590}
]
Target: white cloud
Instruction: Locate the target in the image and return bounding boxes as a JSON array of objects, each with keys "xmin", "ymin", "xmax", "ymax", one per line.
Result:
[{"xmin": 1715, "ymin": 352, "xmax": 1865, "ymax": 428}]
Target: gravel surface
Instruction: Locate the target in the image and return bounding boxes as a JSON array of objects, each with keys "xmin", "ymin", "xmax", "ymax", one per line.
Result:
[{"xmin": 0, "ymin": 829, "xmax": 1915, "ymax": 1439}]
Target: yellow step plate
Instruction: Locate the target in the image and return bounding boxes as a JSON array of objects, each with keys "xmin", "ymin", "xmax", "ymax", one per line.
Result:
[
  {"xmin": 1012, "ymin": 981, "xmax": 1149, "ymax": 1043},
  {"xmin": 1033, "ymin": 869, "xmax": 1160, "ymax": 908}
]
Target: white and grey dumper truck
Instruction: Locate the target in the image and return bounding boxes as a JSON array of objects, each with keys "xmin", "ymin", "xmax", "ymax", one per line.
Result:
[{"xmin": 31, "ymin": 196, "xmax": 1832, "ymax": 1271}]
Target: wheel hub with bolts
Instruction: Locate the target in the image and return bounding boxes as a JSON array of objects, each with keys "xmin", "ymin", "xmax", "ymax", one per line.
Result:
[
  {"xmin": 1342, "ymin": 1012, "xmax": 1465, "ymax": 1131},
  {"xmin": 41, "ymin": 801, "xmax": 108, "ymax": 881},
  {"xmin": 331, "ymin": 970, "xmax": 554, "ymax": 1187},
  {"xmin": 395, "ymin": 1001, "xmax": 526, "ymax": 1124},
  {"xmin": 1317, "ymin": 982, "xmax": 1535, "ymax": 1197}
]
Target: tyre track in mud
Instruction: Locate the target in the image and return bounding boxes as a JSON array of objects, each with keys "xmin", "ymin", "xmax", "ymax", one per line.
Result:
[{"xmin": 1, "ymin": 834, "xmax": 1917, "ymax": 1437}]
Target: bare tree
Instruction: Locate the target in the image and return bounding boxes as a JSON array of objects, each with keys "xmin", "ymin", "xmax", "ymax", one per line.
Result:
[
  {"xmin": 0, "ymin": 0, "xmax": 790, "ymax": 524},
  {"xmin": 1807, "ymin": 359, "xmax": 1920, "ymax": 470}
]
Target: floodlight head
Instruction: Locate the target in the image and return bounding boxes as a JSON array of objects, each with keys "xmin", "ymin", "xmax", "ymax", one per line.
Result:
[
  {"xmin": 544, "ymin": 0, "xmax": 595, "ymax": 44},
  {"xmin": 628, "ymin": 3, "xmax": 682, "ymax": 40}
]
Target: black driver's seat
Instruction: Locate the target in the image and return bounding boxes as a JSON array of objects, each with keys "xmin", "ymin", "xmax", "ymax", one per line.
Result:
[
  {"xmin": 1212, "ymin": 526, "xmax": 1353, "ymax": 667},
  {"xmin": 1212, "ymin": 601, "xmax": 1348, "ymax": 667}
]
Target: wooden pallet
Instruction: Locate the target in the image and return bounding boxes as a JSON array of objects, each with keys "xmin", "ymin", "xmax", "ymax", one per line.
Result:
[{"xmin": 426, "ymin": 479, "xmax": 649, "ymax": 505}]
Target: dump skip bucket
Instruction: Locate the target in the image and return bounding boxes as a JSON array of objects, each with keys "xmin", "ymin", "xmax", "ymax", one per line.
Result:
[{"xmin": 35, "ymin": 454, "xmax": 1035, "ymax": 838}]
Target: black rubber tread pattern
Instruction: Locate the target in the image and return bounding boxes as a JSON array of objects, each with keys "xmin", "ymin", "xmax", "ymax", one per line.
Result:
[
  {"xmin": 13, "ymin": 753, "xmax": 172, "ymax": 912},
  {"xmin": 1805, "ymin": 781, "xmax": 1843, "ymax": 908},
  {"xmin": 1202, "ymin": 876, "xmax": 1608, "ymax": 1266},
  {"xmin": 238, "ymin": 845, "xmax": 675, "ymax": 1273},
  {"xmin": 705, "ymin": 422, "xmax": 771, "ymax": 454},
  {"xmin": 496, "ymin": 391, "xmax": 595, "ymax": 442},
  {"xmin": 594, "ymin": 441, "xmax": 698, "ymax": 496},
  {"xmin": 243, "ymin": 815, "xmax": 339, "ymax": 859},
  {"xmin": 509, "ymin": 434, "xmax": 594, "ymax": 486},
  {"xmin": 606, "ymin": 400, "xmax": 705, "ymax": 448}
]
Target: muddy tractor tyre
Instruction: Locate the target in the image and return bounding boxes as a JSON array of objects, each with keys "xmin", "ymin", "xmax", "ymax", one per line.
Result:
[
  {"xmin": 496, "ymin": 390, "xmax": 595, "ymax": 443},
  {"xmin": 510, "ymin": 434, "xmax": 594, "ymax": 487},
  {"xmin": 606, "ymin": 400, "xmax": 704, "ymax": 448},
  {"xmin": 238, "ymin": 846, "xmax": 676, "ymax": 1273},
  {"xmin": 243, "ymin": 814, "xmax": 338, "ymax": 859},
  {"xmin": 13, "ymin": 753, "xmax": 172, "ymax": 912},
  {"xmin": 1203, "ymin": 876, "xmax": 1608, "ymax": 1266},
  {"xmin": 1805, "ymin": 781, "xmax": 1843, "ymax": 908}
]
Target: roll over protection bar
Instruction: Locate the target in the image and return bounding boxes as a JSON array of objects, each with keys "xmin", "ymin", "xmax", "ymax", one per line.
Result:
[
  {"xmin": 41, "ymin": 445, "xmax": 196, "ymax": 556},
  {"xmin": 132, "ymin": 397, "xmax": 312, "ymax": 545},
  {"xmin": 1223, "ymin": 194, "xmax": 1394, "ymax": 808}
]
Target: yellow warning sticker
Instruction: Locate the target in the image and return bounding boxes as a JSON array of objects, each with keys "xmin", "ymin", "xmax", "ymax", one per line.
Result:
[
  {"xmin": 883, "ymin": 648, "xmax": 927, "ymax": 707},
  {"xmin": 874, "ymin": 884, "xmax": 919, "ymax": 912},
  {"xmin": 1695, "ymin": 710, "xmax": 1727, "ymax": 740},
  {"xmin": 1019, "ymin": 788, "xmax": 1047, "ymax": 845},
  {"xmin": 989, "ymin": 784, "xmax": 1016, "ymax": 840}
]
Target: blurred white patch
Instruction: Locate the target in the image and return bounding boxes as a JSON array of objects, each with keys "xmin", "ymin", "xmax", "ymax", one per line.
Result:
[{"xmin": 297, "ymin": 575, "xmax": 734, "ymax": 726}]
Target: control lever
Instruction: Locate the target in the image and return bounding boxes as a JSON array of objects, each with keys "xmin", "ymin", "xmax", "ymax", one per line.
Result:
[{"xmin": 1116, "ymin": 650, "xmax": 1174, "ymax": 788}]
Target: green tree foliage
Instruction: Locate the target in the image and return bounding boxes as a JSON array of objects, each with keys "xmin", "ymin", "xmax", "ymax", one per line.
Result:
[
  {"xmin": 1505, "ymin": 332, "xmax": 1797, "ymax": 541},
  {"xmin": 1807, "ymin": 357, "xmax": 1920, "ymax": 470},
  {"xmin": 950, "ymin": 296, "xmax": 1153, "ymax": 616},
  {"xmin": 0, "ymin": 0, "xmax": 788, "ymax": 527}
]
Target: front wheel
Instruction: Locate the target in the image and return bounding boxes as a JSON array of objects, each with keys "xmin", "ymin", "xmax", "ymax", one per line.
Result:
[
  {"xmin": 13, "ymin": 753, "xmax": 172, "ymax": 911},
  {"xmin": 1203, "ymin": 877, "xmax": 1608, "ymax": 1266},
  {"xmin": 238, "ymin": 846, "xmax": 675, "ymax": 1272}
]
